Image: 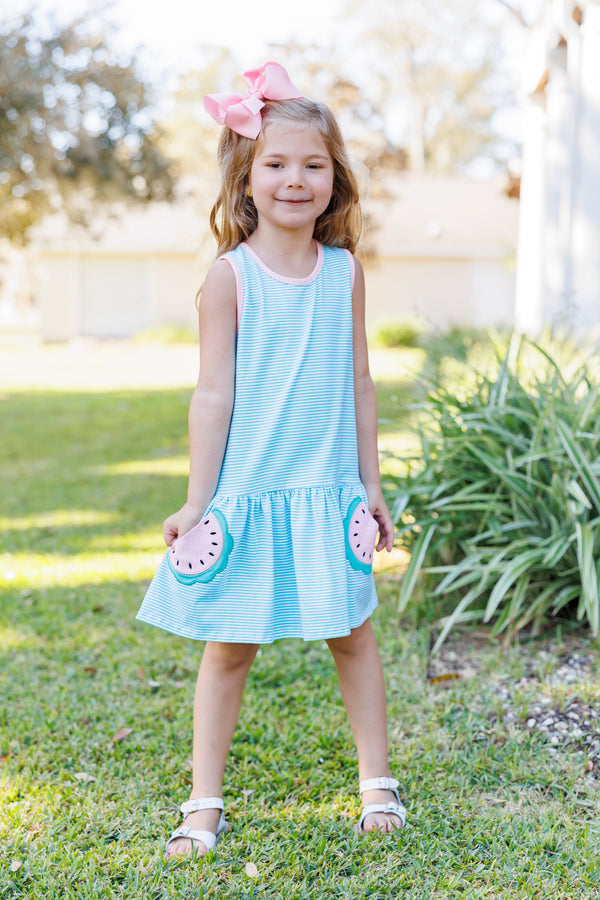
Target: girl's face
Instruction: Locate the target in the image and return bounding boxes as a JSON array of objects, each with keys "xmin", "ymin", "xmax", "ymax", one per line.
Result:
[{"xmin": 248, "ymin": 122, "xmax": 334, "ymax": 235}]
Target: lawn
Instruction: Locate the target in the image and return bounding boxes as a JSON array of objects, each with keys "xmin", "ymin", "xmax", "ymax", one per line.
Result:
[{"xmin": 1, "ymin": 340, "xmax": 600, "ymax": 899}]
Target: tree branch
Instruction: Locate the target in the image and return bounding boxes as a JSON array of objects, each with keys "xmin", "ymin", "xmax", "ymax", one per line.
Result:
[{"xmin": 494, "ymin": 0, "xmax": 531, "ymax": 29}]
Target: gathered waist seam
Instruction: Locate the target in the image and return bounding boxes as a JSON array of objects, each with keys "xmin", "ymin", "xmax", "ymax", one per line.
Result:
[{"xmin": 212, "ymin": 482, "xmax": 364, "ymax": 503}]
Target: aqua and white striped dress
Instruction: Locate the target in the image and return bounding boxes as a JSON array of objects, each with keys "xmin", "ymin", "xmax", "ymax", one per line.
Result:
[{"xmin": 136, "ymin": 242, "xmax": 379, "ymax": 643}]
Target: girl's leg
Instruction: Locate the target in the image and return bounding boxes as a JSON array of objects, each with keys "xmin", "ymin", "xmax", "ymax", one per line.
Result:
[
  {"xmin": 326, "ymin": 619, "xmax": 402, "ymax": 832},
  {"xmin": 167, "ymin": 640, "xmax": 259, "ymax": 857}
]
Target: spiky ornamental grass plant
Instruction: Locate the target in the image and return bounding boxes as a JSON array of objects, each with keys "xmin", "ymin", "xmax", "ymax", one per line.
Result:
[{"xmin": 387, "ymin": 334, "xmax": 600, "ymax": 651}]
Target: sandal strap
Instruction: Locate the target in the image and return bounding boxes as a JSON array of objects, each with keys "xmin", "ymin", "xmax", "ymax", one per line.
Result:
[
  {"xmin": 180, "ymin": 796, "xmax": 224, "ymax": 816},
  {"xmin": 358, "ymin": 800, "xmax": 407, "ymax": 831},
  {"xmin": 166, "ymin": 825, "xmax": 219, "ymax": 853},
  {"xmin": 359, "ymin": 776, "xmax": 399, "ymax": 794},
  {"xmin": 165, "ymin": 810, "xmax": 229, "ymax": 855}
]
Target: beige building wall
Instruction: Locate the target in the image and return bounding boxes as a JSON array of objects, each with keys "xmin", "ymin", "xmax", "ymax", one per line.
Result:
[
  {"xmin": 153, "ymin": 255, "xmax": 202, "ymax": 329},
  {"xmin": 36, "ymin": 254, "xmax": 82, "ymax": 342},
  {"xmin": 80, "ymin": 256, "xmax": 148, "ymax": 337},
  {"xmin": 35, "ymin": 251, "xmax": 201, "ymax": 341},
  {"xmin": 29, "ymin": 177, "xmax": 518, "ymax": 341},
  {"xmin": 36, "ymin": 249, "xmax": 515, "ymax": 341},
  {"xmin": 364, "ymin": 253, "xmax": 515, "ymax": 334}
]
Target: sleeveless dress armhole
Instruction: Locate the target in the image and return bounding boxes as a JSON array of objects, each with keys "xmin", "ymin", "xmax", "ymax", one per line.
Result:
[
  {"xmin": 217, "ymin": 255, "xmax": 244, "ymax": 331},
  {"xmin": 342, "ymin": 249, "xmax": 356, "ymax": 291}
]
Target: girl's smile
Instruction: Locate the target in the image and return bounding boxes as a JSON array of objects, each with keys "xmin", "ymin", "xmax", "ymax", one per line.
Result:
[{"xmin": 248, "ymin": 123, "xmax": 334, "ymax": 233}]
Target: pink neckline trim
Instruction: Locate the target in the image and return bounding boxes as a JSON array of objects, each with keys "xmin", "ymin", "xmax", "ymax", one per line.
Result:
[{"xmin": 241, "ymin": 242, "xmax": 324, "ymax": 284}]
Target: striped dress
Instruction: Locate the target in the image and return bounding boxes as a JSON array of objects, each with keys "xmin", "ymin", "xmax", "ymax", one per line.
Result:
[{"xmin": 136, "ymin": 241, "xmax": 379, "ymax": 643}]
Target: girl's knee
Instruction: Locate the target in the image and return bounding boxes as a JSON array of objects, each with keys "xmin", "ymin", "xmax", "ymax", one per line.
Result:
[
  {"xmin": 204, "ymin": 641, "xmax": 259, "ymax": 672},
  {"xmin": 327, "ymin": 619, "xmax": 374, "ymax": 657}
]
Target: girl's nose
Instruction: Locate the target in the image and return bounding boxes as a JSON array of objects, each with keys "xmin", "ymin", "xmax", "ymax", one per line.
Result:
[{"xmin": 286, "ymin": 168, "xmax": 304, "ymax": 188}]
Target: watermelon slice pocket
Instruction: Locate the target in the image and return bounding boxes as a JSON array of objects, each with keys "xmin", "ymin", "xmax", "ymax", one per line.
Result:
[
  {"xmin": 168, "ymin": 509, "xmax": 234, "ymax": 585},
  {"xmin": 343, "ymin": 497, "xmax": 379, "ymax": 574}
]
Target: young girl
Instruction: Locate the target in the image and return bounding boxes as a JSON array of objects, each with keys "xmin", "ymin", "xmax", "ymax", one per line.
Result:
[{"xmin": 137, "ymin": 61, "xmax": 407, "ymax": 858}]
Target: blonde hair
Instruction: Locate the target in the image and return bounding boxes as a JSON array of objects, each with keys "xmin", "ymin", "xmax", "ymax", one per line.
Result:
[{"xmin": 209, "ymin": 98, "xmax": 362, "ymax": 257}]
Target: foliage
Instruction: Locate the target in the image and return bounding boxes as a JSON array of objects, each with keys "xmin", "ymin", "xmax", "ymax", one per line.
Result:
[
  {"xmin": 1, "ymin": 368, "xmax": 600, "ymax": 897},
  {"xmin": 372, "ymin": 322, "xmax": 495, "ymax": 353},
  {"xmin": 387, "ymin": 334, "xmax": 600, "ymax": 649},
  {"xmin": 0, "ymin": 9, "xmax": 175, "ymax": 244},
  {"xmin": 134, "ymin": 324, "xmax": 197, "ymax": 344},
  {"xmin": 373, "ymin": 318, "xmax": 423, "ymax": 348},
  {"xmin": 159, "ymin": 50, "xmax": 238, "ymax": 182},
  {"xmin": 421, "ymin": 325, "xmax": 497, "ymax": 364},
  {"xmin": 419, "ymin": 326, "xmax": 509, "ymax": 384},
  {"xmin": 264, "ymin": 0, "xmax": 523, "ymax": 179},
  {"xmin": 340, "ymin": 0, "xmax": 521, "ymax": 173}
]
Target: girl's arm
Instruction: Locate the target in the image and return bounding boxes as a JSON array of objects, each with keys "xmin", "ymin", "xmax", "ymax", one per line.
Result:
[
  {"xmin": 352, "ymin": 257, "xmax": 394, "ymax": 553},
  {"xmin": 163, "ymin": 260, "xmax": 237, "ymax": 546}
]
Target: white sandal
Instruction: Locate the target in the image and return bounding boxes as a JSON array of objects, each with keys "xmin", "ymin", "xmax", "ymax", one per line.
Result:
[
  {"xmin": 165, "ymin": 797, "xmax": 229, "ymax": 857},
  {"xmin": 357, "ymin": 776, "xmax": 407, "ymax": 831}
]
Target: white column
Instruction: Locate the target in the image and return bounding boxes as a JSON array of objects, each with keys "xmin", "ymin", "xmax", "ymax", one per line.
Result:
[
  {"xmin": 514, "ymin": 100, "xmax": 546, "ymax": 334},
  {"xmin": 543, "ymin": 44, "xmax": 573, "ymax": 326},
  {"xmin": 567, "ymin": 2, "xmax": 600, "ymax": 328}
]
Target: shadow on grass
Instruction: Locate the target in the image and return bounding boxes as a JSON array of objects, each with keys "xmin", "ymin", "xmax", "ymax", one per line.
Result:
[
  {"xmin": 1, "ymin": 389, "xmax": 192, "ymax": 556},
  {"xmin": 1, "ymin": 379, "xmax": 419, "ymax": 555}
]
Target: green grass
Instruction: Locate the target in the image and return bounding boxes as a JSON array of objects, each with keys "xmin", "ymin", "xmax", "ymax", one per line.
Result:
[{"xmin": 2, "ymin": 344, "xmax": 600, "ymax": 898}]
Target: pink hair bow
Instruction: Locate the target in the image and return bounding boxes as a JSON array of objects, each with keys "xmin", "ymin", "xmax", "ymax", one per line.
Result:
[{"xmin": 203, "ymin": 62, "xmax": 303, "ymax": 140}]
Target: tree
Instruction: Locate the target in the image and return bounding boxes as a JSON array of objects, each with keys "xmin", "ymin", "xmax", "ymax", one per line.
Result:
[
  {"xmin": 339, "ymin": 0, "xmax": 520, "ymax": 174},
  {"xmin": 156, "ymin": 49, "xmax": 242, "ymax": 266},
  {"xmin": 265, "ymin": 40, "xmax": 405, "ymax": 177},
  {"xmin": 0, "ymin": 9, "xmax": 176, "ymax": 244}
]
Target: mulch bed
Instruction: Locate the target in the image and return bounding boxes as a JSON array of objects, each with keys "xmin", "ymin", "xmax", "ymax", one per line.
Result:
[{"xmin": 426, "ymin": 633, "xmax": 600, "ymax": 780}]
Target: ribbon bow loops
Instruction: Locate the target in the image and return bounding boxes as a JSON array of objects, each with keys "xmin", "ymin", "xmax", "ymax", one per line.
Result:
[
  {"xmin": 243, "ymin": 62, "xmax": 303, "ymax": 102},
  {"xmin": 203, "ymin": 62, "xmax": 303, "ymax": 140}
]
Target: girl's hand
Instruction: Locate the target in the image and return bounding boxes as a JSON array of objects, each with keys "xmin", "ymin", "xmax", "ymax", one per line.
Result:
[
  {"xmin": 163, "ymin": 503, "xmax": 207, "ymax": 546},
  {"xmin": 366, "ymin": 487, "xmax": 395, "ymax": 553}
]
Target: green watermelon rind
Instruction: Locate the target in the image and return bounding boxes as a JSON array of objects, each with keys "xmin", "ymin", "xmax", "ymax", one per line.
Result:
[
  {"xmin": 344, "ymin": 496, "xmax": 374, "ymax": 574},
  {"xmin": 168, "ymin": 508, "xmax": 234, "ymax": 585}
]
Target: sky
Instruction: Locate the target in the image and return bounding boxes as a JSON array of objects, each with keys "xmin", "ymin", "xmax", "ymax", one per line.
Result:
[
  {"xmin": 7, "ymin": 0, "xmax": 345, "ymax": 72},
  {"xmin": 7, "ymin": 0, "xmax": 548, "ymax": 74}
]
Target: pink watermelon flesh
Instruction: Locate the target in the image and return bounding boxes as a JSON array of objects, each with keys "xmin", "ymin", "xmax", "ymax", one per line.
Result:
[
  {"xmin": 170, "ymin": 513, "xmax": 224, "ymax": 576},
  {"xmin": 348, "ymin": 502, "xmax": 379, "ymax": 564}
]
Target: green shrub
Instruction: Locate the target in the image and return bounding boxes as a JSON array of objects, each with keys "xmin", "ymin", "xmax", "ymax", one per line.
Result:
[
  {"xmin": 135, "ymin": 323, "xmax": 197, "ymax": 343},
  {"xmin": 421, "ymin": 325, "xmax": 492, "ymax": 361},
  {"xmin": 373, "ymin": 318, "xmax": 423, "ymax": 348},
  {"xmin": 386, "ymin": 333, "xmax": 600, "ymax": 650},
  {"xmin": 420, "ymin": 326, "xmax": 510, "ymax": 386}
]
